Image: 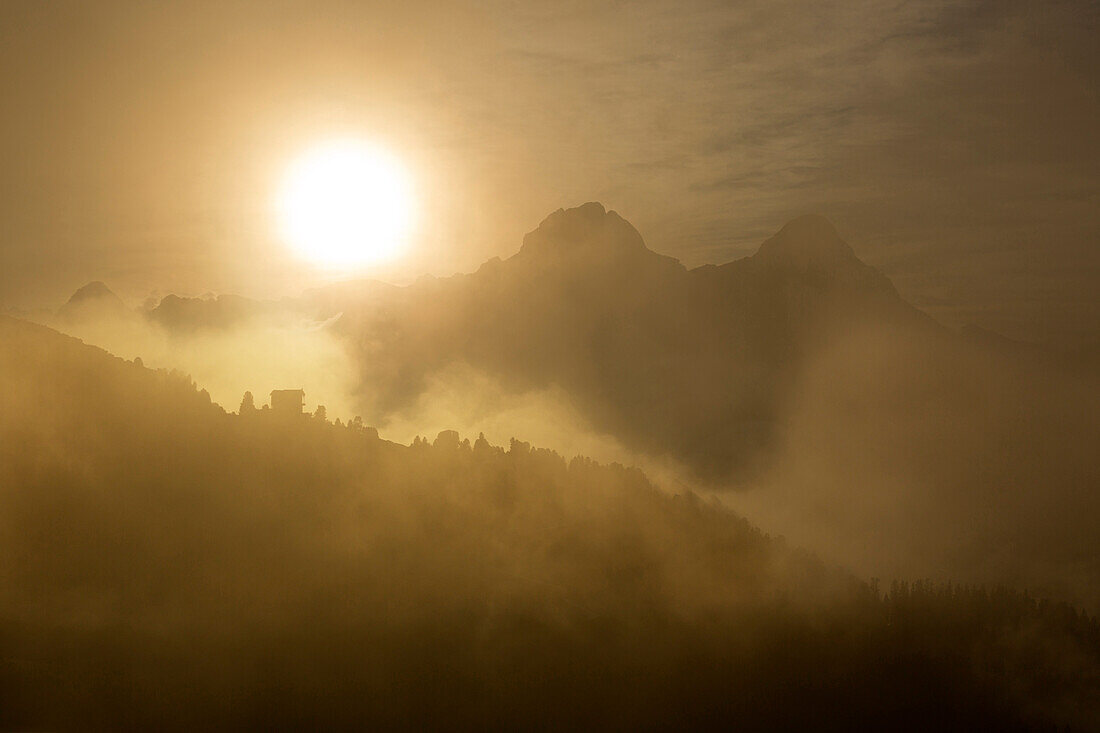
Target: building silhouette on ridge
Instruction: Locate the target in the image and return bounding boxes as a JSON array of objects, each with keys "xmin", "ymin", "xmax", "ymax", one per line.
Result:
[{"xmin": 270, "ymin": 389, "xmax": 305, "ymax": 415}]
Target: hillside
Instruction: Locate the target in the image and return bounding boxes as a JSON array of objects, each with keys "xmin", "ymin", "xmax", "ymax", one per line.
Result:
[{"xmin": 2, "ymin": 314, "xmax": 1099, "ymax": 730}]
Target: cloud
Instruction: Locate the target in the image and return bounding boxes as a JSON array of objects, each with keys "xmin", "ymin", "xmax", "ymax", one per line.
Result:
[
  {"xmin": 489, "ymin": 0, "xmax": 1100, "ymax": 340},
  {"xmin": 1, "ymin": 0, "xmax": 1097, "ymax": 342}
]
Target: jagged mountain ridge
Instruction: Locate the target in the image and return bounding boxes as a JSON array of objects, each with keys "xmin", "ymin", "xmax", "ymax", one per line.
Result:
[
  {"xmin": 52, "ymin": 204, "xmax": 933, "ymax": 480},
  {"xmin": 322, "ymin": 203, "xmax": 933, "ymax": 480}
]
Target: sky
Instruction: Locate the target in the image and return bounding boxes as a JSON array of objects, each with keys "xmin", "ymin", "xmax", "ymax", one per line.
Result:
[{"xmin": 1, "ymin": 0, "xmax": 1097, "ymax": 343}]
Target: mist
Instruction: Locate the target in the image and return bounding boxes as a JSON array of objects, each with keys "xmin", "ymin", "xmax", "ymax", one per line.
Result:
[
  {"xmin": 37, "ymin": 207, "xmax": 1100, "ymax": 615},
  {"xmin": 38, "ymin": 294, "xmax": 360, "ymax": 420},
  {"xmin": 3, "ymin": 314, "xmax": 1099, "ymax": 730},
  {"xmin": 3, "ymin": 0, "xmax": 1099, "ymax": 725},
  {"xmin": 736, "ymin": 320, "xmax": 1100, "ymax": 609}
]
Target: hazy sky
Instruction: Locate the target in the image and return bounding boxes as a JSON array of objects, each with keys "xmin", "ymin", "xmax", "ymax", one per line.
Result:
[{"xmin": 1, "ymin": 0, "xmax": 1097, "ymax": 342}]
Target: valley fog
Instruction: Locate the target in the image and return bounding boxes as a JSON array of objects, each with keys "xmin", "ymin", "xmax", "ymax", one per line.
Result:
[{"xmin": 40, "ymin": 206, "xmax": 1100, "ymax": 611}]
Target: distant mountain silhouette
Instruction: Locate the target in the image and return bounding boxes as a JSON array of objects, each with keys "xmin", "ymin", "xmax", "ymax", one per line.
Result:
[
  {"xmin": 54, "ymin": 282, "xmax": 315, "ymax": 335},
  {"xmin": 755, "ymin": 214, "xmax": 866, "ymax": 269},
  {"xmin": 514, "ymin": 201, "xmax": 683, "ymax": 272},
  {"xmin": 95, "ymin": 203, "xmax": 934, "ymax": 480},
  {"xmin": 54, "ymin": 207, "xmax": 934, "ymax": 482},
  {"xmin": 313, "ymin": 203, "xmax": 933, "ymax": 481},
  {"xmin": 64, "ymin": 280, "xmax": 119, "ymax": 305},
  {"xmin": 58, "ymin": 280, "xmax": 129, "ymax": 321},
  {"xmin": 148, "ymin": 292, "xmax": 270, "ymax": 332}
]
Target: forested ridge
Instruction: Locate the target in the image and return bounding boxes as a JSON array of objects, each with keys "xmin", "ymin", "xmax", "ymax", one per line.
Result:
[{"xmin": 2, "ymin": 314, "xmax": 1099, "ymax": 730}]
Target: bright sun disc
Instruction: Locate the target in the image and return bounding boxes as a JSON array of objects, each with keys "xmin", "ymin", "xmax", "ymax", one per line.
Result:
[{"xmin": 277, "ymin": 140, "xmax": 414, "ymax": 267}]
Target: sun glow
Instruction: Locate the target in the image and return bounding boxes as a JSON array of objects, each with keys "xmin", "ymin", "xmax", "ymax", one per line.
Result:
[{"xmin": 277, "ymin": 140, "xmax": 414, "ymax": 268}]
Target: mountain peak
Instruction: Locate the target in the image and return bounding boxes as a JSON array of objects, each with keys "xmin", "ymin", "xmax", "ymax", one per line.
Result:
[
  {"xmin": 754, "ymin": 214, "xmax": 857, "ymax": 270},
  {"xmin": 514, "ymin": 202, "xmax": 684, "ymax": 278},
  {"xmin": 65, "ymin": 281, "xmax": 120, "ymax": 306},
  {"xmin": 518, "ymin": 202, "xmax": 646, "ymax": 260},
  {"xmin": 59, "ymin": 281, "xmax": 128, "ymax": 319}
]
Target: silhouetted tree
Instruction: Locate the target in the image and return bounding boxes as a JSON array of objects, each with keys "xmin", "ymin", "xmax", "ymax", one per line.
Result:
[{"xmin": 239, "ymin": 390, "xmax": 256, "ymax": 414}]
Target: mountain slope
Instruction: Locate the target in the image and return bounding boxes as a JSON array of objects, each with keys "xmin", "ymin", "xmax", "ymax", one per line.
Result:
[{"xmin": 2, "ymin": 314, "xmax": 1099, "ymax": 730}]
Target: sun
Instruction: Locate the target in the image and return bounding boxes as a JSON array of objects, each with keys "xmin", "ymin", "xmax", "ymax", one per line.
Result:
[{"xmin": 277, "ymin": 140, "xmax": 414, "ymax": 268}]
